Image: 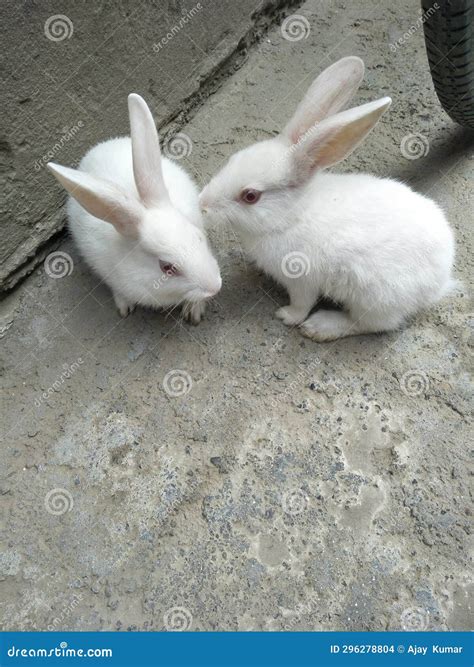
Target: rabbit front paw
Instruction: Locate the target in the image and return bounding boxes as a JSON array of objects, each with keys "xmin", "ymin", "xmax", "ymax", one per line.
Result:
[
  {"xmin": 113, "ymin": 292, "xmax": 136, "ymax": 317},
  {"xmin": 300, "ymin": 310, "xmax": 353, "ymax": 341},
  {"xmin": 275, "ymin": 306, "xmax": 308, "ymax": 326},
  {"xmin": 182, "ymin": 300, "xmax": 206, "ymax": 325}
]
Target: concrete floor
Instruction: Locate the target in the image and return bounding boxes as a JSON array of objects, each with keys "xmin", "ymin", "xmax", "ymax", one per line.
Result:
[{"xmin": 1, "ymin": 0, "xmax": 473, "ymax": 632}]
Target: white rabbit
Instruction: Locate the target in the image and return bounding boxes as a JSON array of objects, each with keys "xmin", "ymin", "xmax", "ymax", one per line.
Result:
[
  {"xmin": 48, "ymin": 94, "xmax": 221, "ymax": 323},
  {"xmin": 199, "ymin": 57, "xmax": 455, "ymax": 341}
]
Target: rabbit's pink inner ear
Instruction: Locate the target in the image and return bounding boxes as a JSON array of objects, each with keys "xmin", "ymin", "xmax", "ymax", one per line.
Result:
[
  {"xmin": 128, "ymin": 94, "xmax": 170, "ymax": 207},
  {"xmin": 282, "ymin": 56, "xmax": 365, "ymax": 145},
  {"xmin": 47, "ymin": 162, "xmax": 143, "ymax": 238},
  {"xmin": 292, "ymin": 96, "xmax": 391, "ymax": 173},
  {"xmin": 86, "ymin": 193, "xmax": 143, "ymax": 238}
]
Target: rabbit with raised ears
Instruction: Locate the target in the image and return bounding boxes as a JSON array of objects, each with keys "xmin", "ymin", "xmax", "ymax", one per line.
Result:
[
  {"xmin": 199, "ymin": 57, "xmax": 455, "ymax": 341},
  {"xmin": 47, "ymin": 94, "xmax": 221, "ymax": 323}
]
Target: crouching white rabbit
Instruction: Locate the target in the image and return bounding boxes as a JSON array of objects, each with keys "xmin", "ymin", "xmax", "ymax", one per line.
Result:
[
  {"xmin": 48, "ymin": 94, "xmax": 221, "ymax": 323},
  {"xmin": 199, "ymin": 57, "xmax": 455, "ymax": 341}
]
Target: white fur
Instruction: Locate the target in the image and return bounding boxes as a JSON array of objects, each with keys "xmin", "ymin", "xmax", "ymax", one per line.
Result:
[
  {"xmin": 48, "ymin": 94, "xmax": 221, "ymax": 322},
  {"xmin": 200, "ymin": 57, "xmax": 455, "ymax": 340}
]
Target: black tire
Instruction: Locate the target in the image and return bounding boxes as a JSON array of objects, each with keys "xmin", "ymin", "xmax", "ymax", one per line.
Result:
[{"xmin": 422, "ymin": 0, "xmax": 474, "ymax": 128}]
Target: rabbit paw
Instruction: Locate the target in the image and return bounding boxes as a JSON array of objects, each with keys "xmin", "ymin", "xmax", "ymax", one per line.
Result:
[
  {"xmin": 300, "ymin": 310, "xmax": 353, "ymax": 341},
  {"xmin": 182, "ymin": 300, "xmax": 206, "ymax": 325},
  {"xmin": 275, "ymin": 306, "xmax": 308, "ymax": 326},
  {"xmin": 114, "ymin": 293, "xmax": 135, "ymax": 317}
]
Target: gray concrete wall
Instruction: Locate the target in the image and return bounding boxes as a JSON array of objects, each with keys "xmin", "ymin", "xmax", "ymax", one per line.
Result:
[{"xmin": 1, "ymin": 0, "xmax": 296, "ymax": 290}]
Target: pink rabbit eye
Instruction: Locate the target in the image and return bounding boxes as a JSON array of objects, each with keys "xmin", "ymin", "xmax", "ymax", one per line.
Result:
[
  {"xmin": 241, "ymin": 188, "xmax": 261, "ymax": 204},
  {"xmin": 159, "ymin": 260, "xmax": 181, "ymax": 276}
]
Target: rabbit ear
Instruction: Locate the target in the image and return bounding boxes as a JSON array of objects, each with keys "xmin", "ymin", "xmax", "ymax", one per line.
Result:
[
  {"xmin": 291, "ymin": 97, "xmax": 391, "ymax": 174},
  {"xmin": 128, "ymin": 93, "xmax": 170, "ymax": 207},
  {"xmin": 47, "ymin": 162, "xmax": 144, "ymax": 238},
  {"xmin": 283, "ymin": 56, "xmax": 365, "ymax": 144}
]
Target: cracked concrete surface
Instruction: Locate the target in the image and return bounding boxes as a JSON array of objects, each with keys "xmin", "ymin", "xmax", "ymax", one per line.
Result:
[{"xmin": 1, "ymin": 0, "xmax": 473, "ymax": 632}]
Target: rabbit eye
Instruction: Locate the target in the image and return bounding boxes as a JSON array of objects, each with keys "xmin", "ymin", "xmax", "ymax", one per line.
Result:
[
  {"xmin": 159, "ymin": 260, "xmax": 181, "ymax": 277},
  {"xmin": 241, "ymin": 188, "xmax": 261, "ymax": 204}
]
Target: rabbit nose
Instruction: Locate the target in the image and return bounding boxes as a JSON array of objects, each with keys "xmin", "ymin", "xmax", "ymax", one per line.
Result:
[{"xmin": 204, "ymin": 274, "xmax": 222, "ymax": 298}]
